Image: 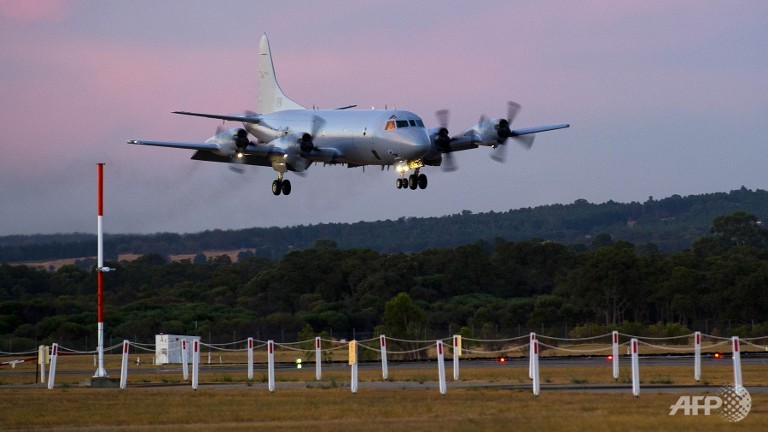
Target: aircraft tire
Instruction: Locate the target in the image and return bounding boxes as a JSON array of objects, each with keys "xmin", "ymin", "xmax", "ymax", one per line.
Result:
[
  {"xmin": 396, "ymin": 178, "xmax": 402, "ymax": 189},
  {"xmin": 408, "ymin": 175, "xmax": 418, "ymax": 190},
  {"xmin": 272, "ymin": 180, "xmax": 282, "ymax": 196},
  {"xmin": 282, "ymin": 180, "xmax": 292, "ymax": 196},
  {"xmin": 418, "ymin": 174, "xmax": 428, "ymax": 189}
]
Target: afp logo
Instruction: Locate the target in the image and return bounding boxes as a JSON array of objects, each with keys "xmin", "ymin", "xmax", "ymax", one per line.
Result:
[{"xmin": 669, "ymin": 385, "xmax": 751, "ymax": 422}]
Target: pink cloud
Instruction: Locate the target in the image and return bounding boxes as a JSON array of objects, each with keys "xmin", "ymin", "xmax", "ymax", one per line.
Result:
[{"xmin": 0, "ymin": 0, "xmax": 70, "ymax": 22}]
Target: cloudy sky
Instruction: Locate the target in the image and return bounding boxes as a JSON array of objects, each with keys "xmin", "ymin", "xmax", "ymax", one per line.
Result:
[{"xmin": 1, "ymin": 0, "xmax": 766, "ymax": 235}]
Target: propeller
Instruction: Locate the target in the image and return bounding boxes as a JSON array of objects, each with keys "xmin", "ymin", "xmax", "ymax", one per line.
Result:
[
  {"xmin": 489, "ymin": 101, "xmax": 535, "ymax": 163},
  {"xmin": 299, "ymin": 115, "xmax": 326, "ymax": 153},
  {"xmin": 228, "ymin": 127, "xmax": 252, "ymax": 174},
  {"xmin": 435, "ymin": 109, "xmax": 457, "ymax": 172}
]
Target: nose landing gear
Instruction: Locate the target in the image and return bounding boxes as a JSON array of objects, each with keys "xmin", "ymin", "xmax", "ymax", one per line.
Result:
[
  {"xmin": 396, "ymin": 170, "xmax": 428, "ymax": 190},
  {"xmin": 272, "ymin": 173, "xmax": 291, "ymax": 196}
]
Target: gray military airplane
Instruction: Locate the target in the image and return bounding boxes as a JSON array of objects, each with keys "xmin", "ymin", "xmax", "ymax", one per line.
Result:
[{"xmin": 128, "ymin": 34, "xmax": 569, "ymax": 196}]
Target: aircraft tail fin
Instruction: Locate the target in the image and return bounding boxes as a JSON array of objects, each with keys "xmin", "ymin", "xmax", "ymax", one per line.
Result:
[{"xmin": 258, "ymin": 34, "xmax": 305, "ymax": 113}]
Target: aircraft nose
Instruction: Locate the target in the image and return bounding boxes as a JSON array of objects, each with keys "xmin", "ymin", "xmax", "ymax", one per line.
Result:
[{"xmin": 411, "ymin": 129, "xmax": 432, "ymax": 155}]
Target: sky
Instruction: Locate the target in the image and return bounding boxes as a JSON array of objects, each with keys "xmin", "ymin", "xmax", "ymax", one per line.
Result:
[{"xmin": 1, "ymin": 0, "xmax": 767, "ymax": 236}]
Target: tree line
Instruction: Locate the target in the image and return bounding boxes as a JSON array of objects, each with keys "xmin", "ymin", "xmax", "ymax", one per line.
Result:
[
  {"xmin": 3, "ymin": 187, "xmax": 768, "ymax": 265},
  {"xmin": 1, "ymin": 211, "xmax": 768, "ymax": 352}
]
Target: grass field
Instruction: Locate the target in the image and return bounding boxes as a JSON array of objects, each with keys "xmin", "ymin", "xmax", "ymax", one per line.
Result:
[{"xmin": 0, "ymin": 386, "xmax": 765, "ymax": 431}]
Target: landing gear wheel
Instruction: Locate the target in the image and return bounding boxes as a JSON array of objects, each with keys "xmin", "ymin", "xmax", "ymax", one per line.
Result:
[
  {"xmin": 408, "ymin": 174, "xmax": 418, "ymax": 190},
  {"xmin": 417, "ymin": 174, "xmax": 428, "ymax": 189},
  {"xmin": 272, "ymin": 180, "xmax": 282, "ymax": 196},
  {"xmin": 396, "ymin": 178, "xmax": 403, "ymax": 189},
  {"xmin": 282, "ymin": 179, "xmax": 291, "ymax": 196}
]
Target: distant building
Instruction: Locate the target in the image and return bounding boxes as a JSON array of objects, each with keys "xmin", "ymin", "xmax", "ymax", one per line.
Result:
[{"xmin": 155, "ymin": 334, "xmax": 200, "ymax": 364}]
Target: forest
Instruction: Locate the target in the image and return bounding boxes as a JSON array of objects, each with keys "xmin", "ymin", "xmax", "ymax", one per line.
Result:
[
  {"xmin": 3, "ymin": 187, "xmax": 768, "ymax": 264},
  {"xmin": 2, "ymin": 211, "xmax": 767, "ymax": 352}
]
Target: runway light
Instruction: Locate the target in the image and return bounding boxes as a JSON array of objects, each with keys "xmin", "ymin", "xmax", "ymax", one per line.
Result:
[
  {"xmin": 713, "ymin": 352, "xmax": 723, "ymax": 359},
  {"xmin": 295, "ymin": 358, "xmax": 302, "ymax": 369},
  {"xmin": 496, "ymin": 356, "xmax": 507, "ymax": 364},
  {"xmin": 606, "ymin": 354, "xmax": 614, "ymax": 362}
]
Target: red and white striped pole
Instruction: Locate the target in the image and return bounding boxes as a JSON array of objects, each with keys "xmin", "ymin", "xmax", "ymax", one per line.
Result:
[{"xmin": 94, "ymin": 163, "xmax": 108, "ymax": 378}]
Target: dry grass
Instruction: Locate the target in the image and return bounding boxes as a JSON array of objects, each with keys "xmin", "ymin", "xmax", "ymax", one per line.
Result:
[{"xmin": 0, "ymin": 387, "xmax": 765, "ymax": 431}]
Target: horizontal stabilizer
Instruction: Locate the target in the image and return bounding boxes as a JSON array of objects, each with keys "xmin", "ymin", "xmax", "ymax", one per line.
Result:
[{"xmin": 172, "ymin": 111, "xmax": 262, "ymax": 124}]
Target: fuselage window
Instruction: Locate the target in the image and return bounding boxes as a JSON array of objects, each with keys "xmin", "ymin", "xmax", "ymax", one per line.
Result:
[
  {"xmin": 396, "ymin": 120, "xmax": 409, "ymax": 128},
  {"xmin": 415, "ymin": 119, "xmax": 424, "ymax": 127},
  {"xmin": 409, "ymin": 120, "xmax": 416, "ymax": 127}
]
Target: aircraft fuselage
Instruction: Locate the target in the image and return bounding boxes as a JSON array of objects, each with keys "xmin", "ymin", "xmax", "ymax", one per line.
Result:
[{"xmin": 247, "ymin": 109, "xmax": 431, "ymax": 166}]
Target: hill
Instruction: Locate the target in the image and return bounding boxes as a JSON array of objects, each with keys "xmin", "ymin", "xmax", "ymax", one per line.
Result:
[{"xmin": 2, "ymin": 187, "xmax": 768, "ymax": 265}]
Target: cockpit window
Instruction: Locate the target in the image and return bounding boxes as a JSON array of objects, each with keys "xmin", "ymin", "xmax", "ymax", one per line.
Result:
[{"xmin": 385, "ymin": 116, "xmax": 425, "ymax": 130}]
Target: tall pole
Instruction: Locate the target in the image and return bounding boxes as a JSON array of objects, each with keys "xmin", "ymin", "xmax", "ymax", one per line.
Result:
[{"xmin": 94, "ymin": 163, "xmax": 108, "ymax": 378}]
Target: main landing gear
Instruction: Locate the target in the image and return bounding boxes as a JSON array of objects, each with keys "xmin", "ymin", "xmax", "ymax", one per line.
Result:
[
  {"xmin": 272, "ymin": 174, "xmax": 291, "ymax": 196},
  {"xmin": 396, "ymin": 171, "xmax": 428, "ymax": 190}
]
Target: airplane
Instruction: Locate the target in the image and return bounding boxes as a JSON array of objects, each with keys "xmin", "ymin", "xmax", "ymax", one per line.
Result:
[{"xmin": 128, "ymin": 34, "xmax": 569, "ymax": 196}]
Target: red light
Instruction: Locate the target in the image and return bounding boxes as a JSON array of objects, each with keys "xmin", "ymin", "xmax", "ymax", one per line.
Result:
[
  {"xmin": 606, "ymin": 355, "xmax": 614, "ymax": 362},
  {"xmin": 714, "ymin": 352, "xmax": 723, "ymax": 359},
  {"xmin": 497, "ymin": 357, "xmax": 506, "ymax": 364}
]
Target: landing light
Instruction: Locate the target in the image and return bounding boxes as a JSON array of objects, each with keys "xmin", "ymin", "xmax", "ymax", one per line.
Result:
[
  {"xmin": 237, "ymin": 152, "xmax": 244, "ymax": 158},
  {"xmin": 394, "ymin": 161, "xmax": 408, "ymax": 173}
]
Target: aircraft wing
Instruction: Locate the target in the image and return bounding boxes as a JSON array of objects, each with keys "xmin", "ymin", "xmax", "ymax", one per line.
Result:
[
  {"xmin": 511, "ymin": 123, "xmax": 570, "ymax": 136},
  {"xmin": 127, "ymin": 139, "xmax": 221, "ymax": 151},
  {"xmin": 173, "ymin": 111, "xmax": 263, "ymax": 124}
]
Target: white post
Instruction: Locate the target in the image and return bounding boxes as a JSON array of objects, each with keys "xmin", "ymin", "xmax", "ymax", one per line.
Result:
[
  {"xmin": 315, "ymin": 337, "xmax": 322, "ymax": 380},
  {"xmin": 732, "ymin": 336, "xmax": 742, "ymax": 388},
  {"xmin": 453, "ymin": 335, "xmax": 461, "ymax": 381},
  {"xmin": 437, "ymin": 340, "xmax": 447, "ymax": 395},
  {"xmin": 192, "ymin": 339, "xmax": 199, "ymax": 390},
  {"xmin": 267, "ymin": 340, "xmax": 275, "ymax": 392},
  {"xmin": 529, "ymin": 332, "xmax": 536, "ymax": 379},
  {"xmin": 350, "ymin": 340, "xmax": 358, "ymax": 394},
  {"xmin": 694, "ymin": 331, "xmax": 701, "ymax": 382},
  {"xmin": 612, "ymin": 331, "xmax": 619, "ymax": 380},
  {"xmin": 631, "ymin": 338, "xmax": 640, "ymax": 397},
  {"xmin": 181, "ymin": 339, "xmax": 189, "ymax": 381},
  {"xmin": 247, "ymin": 337, "xmax": 254, "ymax": 381},
  {"xmin": 532, "ymin": 339, "xmax": 540, "ymax": 396},
  {"xmin": 119, "ymin": 340, "xmax": 129, "ymax": 389},
  {"xmin": 380, "ymin": 335, "xmax": 388, "ymax": 380},
  {"xmin": 38, "ymin": 345, "xmax": 46, "ymax": 384},
  {"xmin": 47, "ymin": 343, "xmax": 58, "ymax": 390}
]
